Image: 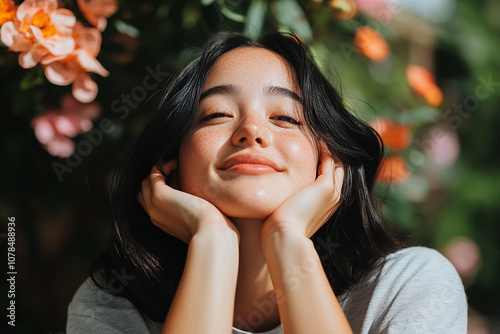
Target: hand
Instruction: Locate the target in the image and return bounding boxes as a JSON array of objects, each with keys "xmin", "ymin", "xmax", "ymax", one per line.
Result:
[
  {"xmin": 260, "ymin": 144, "xmax": 344, "ymax": 241},
  {"xmin": 137, "ymin": 160, "xmax": 239, "ymax": 243}
]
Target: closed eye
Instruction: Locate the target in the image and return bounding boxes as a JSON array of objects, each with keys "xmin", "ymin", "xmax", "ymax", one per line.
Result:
[
  {"xmin": 272, "ymin": 114, "xmax": 302, "ymax": 125},
  {"xmin": 200, "ymin": 111, "xmax": 232, "ymax": 121}
]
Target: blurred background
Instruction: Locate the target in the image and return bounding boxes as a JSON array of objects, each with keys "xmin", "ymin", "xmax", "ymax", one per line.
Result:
[{"xmin": 1, "ymin": 0, "xmax": 499, "ymax": 333}]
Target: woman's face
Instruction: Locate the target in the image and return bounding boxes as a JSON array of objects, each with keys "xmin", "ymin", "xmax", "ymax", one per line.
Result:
[{"xmin": 178, "ymin": 47, "xmax": 319, "ymax": 219}]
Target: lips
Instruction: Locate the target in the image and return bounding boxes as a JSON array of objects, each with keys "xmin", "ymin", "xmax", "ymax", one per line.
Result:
[{"xmin": 219, "ymin": 154, "xmax": 281, "ymax": 174}]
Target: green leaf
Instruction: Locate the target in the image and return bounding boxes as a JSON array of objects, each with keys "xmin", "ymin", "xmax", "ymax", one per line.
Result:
[
  {"xmin": 244, "ymin": 0, "xmax": 267, "ymax": 38},
  {"xmin": 400, "ymin": 107, "xmax": 440, "ymax": 124},
  {"xmin": 309, "ymin": 43, "xmax": 330, "ymax": 76},
  {"xmin": 220, "ymin": 6, "xmax": 245, "ymax": 23},
  {"xmin": 20, "ymin": 68, "xmax": 44, "ymax": 91},
  {"xmin": 114, "ymin": 19, "xmax": 140, "ymax": 38},
  {"xmin": 201, "ymin": 0, "xmax": 216, "ymax": 5},
  {"xmin": 272, "ymin": 0, "xmax": 313, "ymax": 42}
]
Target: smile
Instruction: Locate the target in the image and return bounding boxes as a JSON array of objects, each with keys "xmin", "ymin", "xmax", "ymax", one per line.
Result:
[{"xmin": 219, "ymin": 154, "xmax": 281, "ymax": 175}]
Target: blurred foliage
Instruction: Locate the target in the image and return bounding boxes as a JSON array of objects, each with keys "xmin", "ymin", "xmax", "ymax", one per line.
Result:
[{"xmin": 1, "ymin": 0, "xmax": 500, "ymax": 332}]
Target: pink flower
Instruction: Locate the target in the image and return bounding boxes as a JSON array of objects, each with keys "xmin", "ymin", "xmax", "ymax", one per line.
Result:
[
  {"xmin": 0, "ymin": 0, "xmax": 75, "ymax": 68},
  {"xmin": 354, "ymin": 0, "xmax": 396, "ymax": 22},
  {"xmin": 31, "ymin": 95, "xmax": 101, "ymax": 157},
  {"xmin": 443, "ymin": 237, "xmax": 481, "ymax": 281},
  {"xmin": 42, "ymin": 22, "xmax": 108, "ymax": 103},
  {"xmin": 422, "ymin": 125, "xmax": 460, "ymax": 167},
  {"xmin": 77, "ymin": 0, "xmax": 118, "ymax": 31}
]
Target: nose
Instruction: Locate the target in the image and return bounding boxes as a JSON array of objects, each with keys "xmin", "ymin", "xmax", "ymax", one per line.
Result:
[{"xmin": 231, "ymin": 115, "xmax": 272, "ymax": 147}]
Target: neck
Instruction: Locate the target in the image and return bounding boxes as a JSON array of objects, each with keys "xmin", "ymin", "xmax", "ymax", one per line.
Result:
[{"xmin": 231, "ymin": 218, "xmax": 280, "ymax": 332}]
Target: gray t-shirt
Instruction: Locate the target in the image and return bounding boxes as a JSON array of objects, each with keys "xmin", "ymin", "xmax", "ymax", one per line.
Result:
[{"xmin": 66, "ymin": 247, "xmax": 467, "ymax": 333}]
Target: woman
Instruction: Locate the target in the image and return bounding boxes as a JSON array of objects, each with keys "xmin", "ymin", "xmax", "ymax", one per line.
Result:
[{"xmin": 67, "ymin": 32, "xmax": 467, "ymax": 333}]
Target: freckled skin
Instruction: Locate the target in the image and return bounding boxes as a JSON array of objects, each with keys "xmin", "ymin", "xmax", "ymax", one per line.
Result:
[{"xmin": 178, "ymin": 47, "xmax": 319, "ymax": 219}]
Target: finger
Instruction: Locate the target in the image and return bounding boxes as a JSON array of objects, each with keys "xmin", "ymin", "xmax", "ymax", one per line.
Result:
[
  {"xmin": 149, "ymin": 165, "xmax": 171, "ymax": 203},
  {"xmin": 139, "ymin": 165, "xmax": 169, "ymax": 211},
  {"xmin": 333, "ymin": 162, "xmax": 344, "ymax": 197},
  {"xmin": 138, "ymin": 171, "xmax": 155, "ymax": 209},
  {"xmin": 317, "ymin": 143, "xmax": 335, "ymax": 179},
  {"xmin": 137, "ymin": 189, "xmax": 146, "ymax": 210}
]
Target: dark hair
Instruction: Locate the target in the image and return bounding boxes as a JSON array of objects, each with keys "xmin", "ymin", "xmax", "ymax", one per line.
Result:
[{"xmin": 91, "ymin": 31, "xmax": 400, "ymax": 323}]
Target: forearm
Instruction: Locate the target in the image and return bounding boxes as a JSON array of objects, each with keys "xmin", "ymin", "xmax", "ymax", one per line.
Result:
[
  {"xmin": 162, "ymin": 225, "xmax": 239, "ymax": 334},
  {"xmin": 262, "ymin": 228, "xmax": 352, "ymax": 334}
]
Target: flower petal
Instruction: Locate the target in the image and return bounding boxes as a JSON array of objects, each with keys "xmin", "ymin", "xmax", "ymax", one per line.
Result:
[
  {"xmin": 32, "ymin": 116, "xmax": 55, "ymax": 144},
  {"xmin": 44, "ymin": 0, "xmax": 59, "ymax": 14},
  {"xmin": 0, "ymin": 21, "xmax": 24, "ymax": 49},
  {"xmin": 75, "ymin": 50, "xmax": 108, "ymax": 76},
  {"xmin": 9, "ymin": 34, "xmax": 33, "ymax": 52},
  {"xmin": 29, "ymin": 26, "xmax": 75, "ymax": 56},
  {"xmin": 16, "ymin": 0, "xmax": 35, "ymax": 21},
  {"xmin": 74, "ymin": 23, "xmax": 102, "ymax": 56},
  {"xmin": 72, "ymin": 74, "xmax": 98, "ymax": 103},
  {"xmin": 40, "ymin": 52, "xmax": 67, "ymax": 65},
  {"xmin": 45, "ymin": 135, "xmax": 75, "ymax": 158},
  {"xmin": 44, "ymin": 61, "xmax": 78, "ymax": 85},
  {"xmin": 47, "ymin": 36, "xmax": 75, "ymax": 56},
  {"xmin": 18, "ymin": 45, "xmax": 48, "ymax": 68},
  {"xmin": 54, "ymin": 114, "xmax": 81, "ymax": 137},
  {"xmin": 77, "ymin": 0, "xmax": 118, "ymax": 31},
  {"xmin": 51, "ymin": 8, "xmax": 77, "ymax": 28}
]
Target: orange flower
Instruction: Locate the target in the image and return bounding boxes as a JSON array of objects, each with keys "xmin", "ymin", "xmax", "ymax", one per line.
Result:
[
  {"xmin": 77, "ymin": 0, "xmax": 118, "ymax": 31},
  {"xmin": 0, "ymin": 0, "xmax": 16, "ymax": 25},
  {"xmin": 370, "ymin": 118, "xmax": 411, "ymax": 151},
  {"xmin": 354, "ymin": 26, "xmax": 390, "ymax": 62},
  {"xmin": 42, "ymin": 22, "xmax": 108, "ymax": 103},
  {"xmin": 377, "ymin": 155, "xmax": 409, "ymax": 184},
  {"xmin": 0, "ymin": 0, "xmax": 75, "ymax": 68},
  {"xmin": 406, "ymin": 64, "xmax": 443, "ymax": 106}
]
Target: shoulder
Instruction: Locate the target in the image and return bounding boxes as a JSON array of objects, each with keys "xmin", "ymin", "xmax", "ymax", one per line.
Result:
[
  {"xmin": 382, "ymin": 246, "xmax": 460, "ymax": 280},
  {"xmin": 66, "ymin": 278, "xmax": 161, "ymax": 334},
  {"xmin": 341, "ymin": 247, "xmax": 468, "ymax": 334},
  {"xmin": 378, "ymin": 246, "xmax": 467, "ymax": 305}
]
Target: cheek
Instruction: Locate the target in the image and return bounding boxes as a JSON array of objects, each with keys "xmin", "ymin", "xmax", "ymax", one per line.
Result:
[
  {"xmin": 178, "ymin": 131, "xmax": 223, "ymax": 193},
  {"xmin": 284, "ymin": 136, "xmax": 318, "ymax": 183}
]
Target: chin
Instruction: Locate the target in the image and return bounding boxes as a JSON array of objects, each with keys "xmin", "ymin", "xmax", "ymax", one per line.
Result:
[{"xmin": 210, "ymin": 192, "xmax": 284, "ymax": 220}]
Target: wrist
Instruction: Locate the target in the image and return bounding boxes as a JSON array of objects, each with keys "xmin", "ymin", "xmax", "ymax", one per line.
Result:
[
  {"xmin": 260, "ymin": 222, "xmax": 311, "ymax": 253},
  {"xmin": 189, "ymin": 211, "xmax": 240, "ymax": 243},
  {"xmin": 190, "ymin": 225, "xmax": 240, "ymax": 273},
  {"xmin": 260, "ymin": 215, "xmax": 303, "ymax": 242},
  {"xmin": 194, "ymin": 223, "xmax": 239, "ymax": 243}
]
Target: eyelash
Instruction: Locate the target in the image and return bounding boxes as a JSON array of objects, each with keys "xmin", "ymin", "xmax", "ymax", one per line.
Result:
[
  {"xmin": 272, "ymin": 113, "xmax": 302, "ymax": 125},
  {"xmin": 200, "ymin": 110, "xmax": 231, "ymax": 121},
  {"xmin": 200, "ymin": 110, "xmax": 302, "ymax": 125}
]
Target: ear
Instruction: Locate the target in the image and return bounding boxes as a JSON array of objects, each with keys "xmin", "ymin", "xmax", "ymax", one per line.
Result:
[{"xmin": 160, "ymin": 160, "xmax": 181, "ymax": 190}]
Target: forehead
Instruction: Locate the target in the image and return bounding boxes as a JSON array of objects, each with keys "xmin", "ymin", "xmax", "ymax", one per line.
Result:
[{"xmin": 203, "ymin": 47, "xmax": 298, "ymax": 91}]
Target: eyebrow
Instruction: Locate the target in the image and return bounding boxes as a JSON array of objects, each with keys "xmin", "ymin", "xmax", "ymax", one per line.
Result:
[
  {"xmin": 198, "ymin": 84, "xmax": 303, "ymax": 104},
  {"xmin": 264, "ymin": 85, "xmax": 303, "ymax": 104},
  {"xmin": 199, "ymin": 84, "xmax": 240, "ymax": 101}
]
